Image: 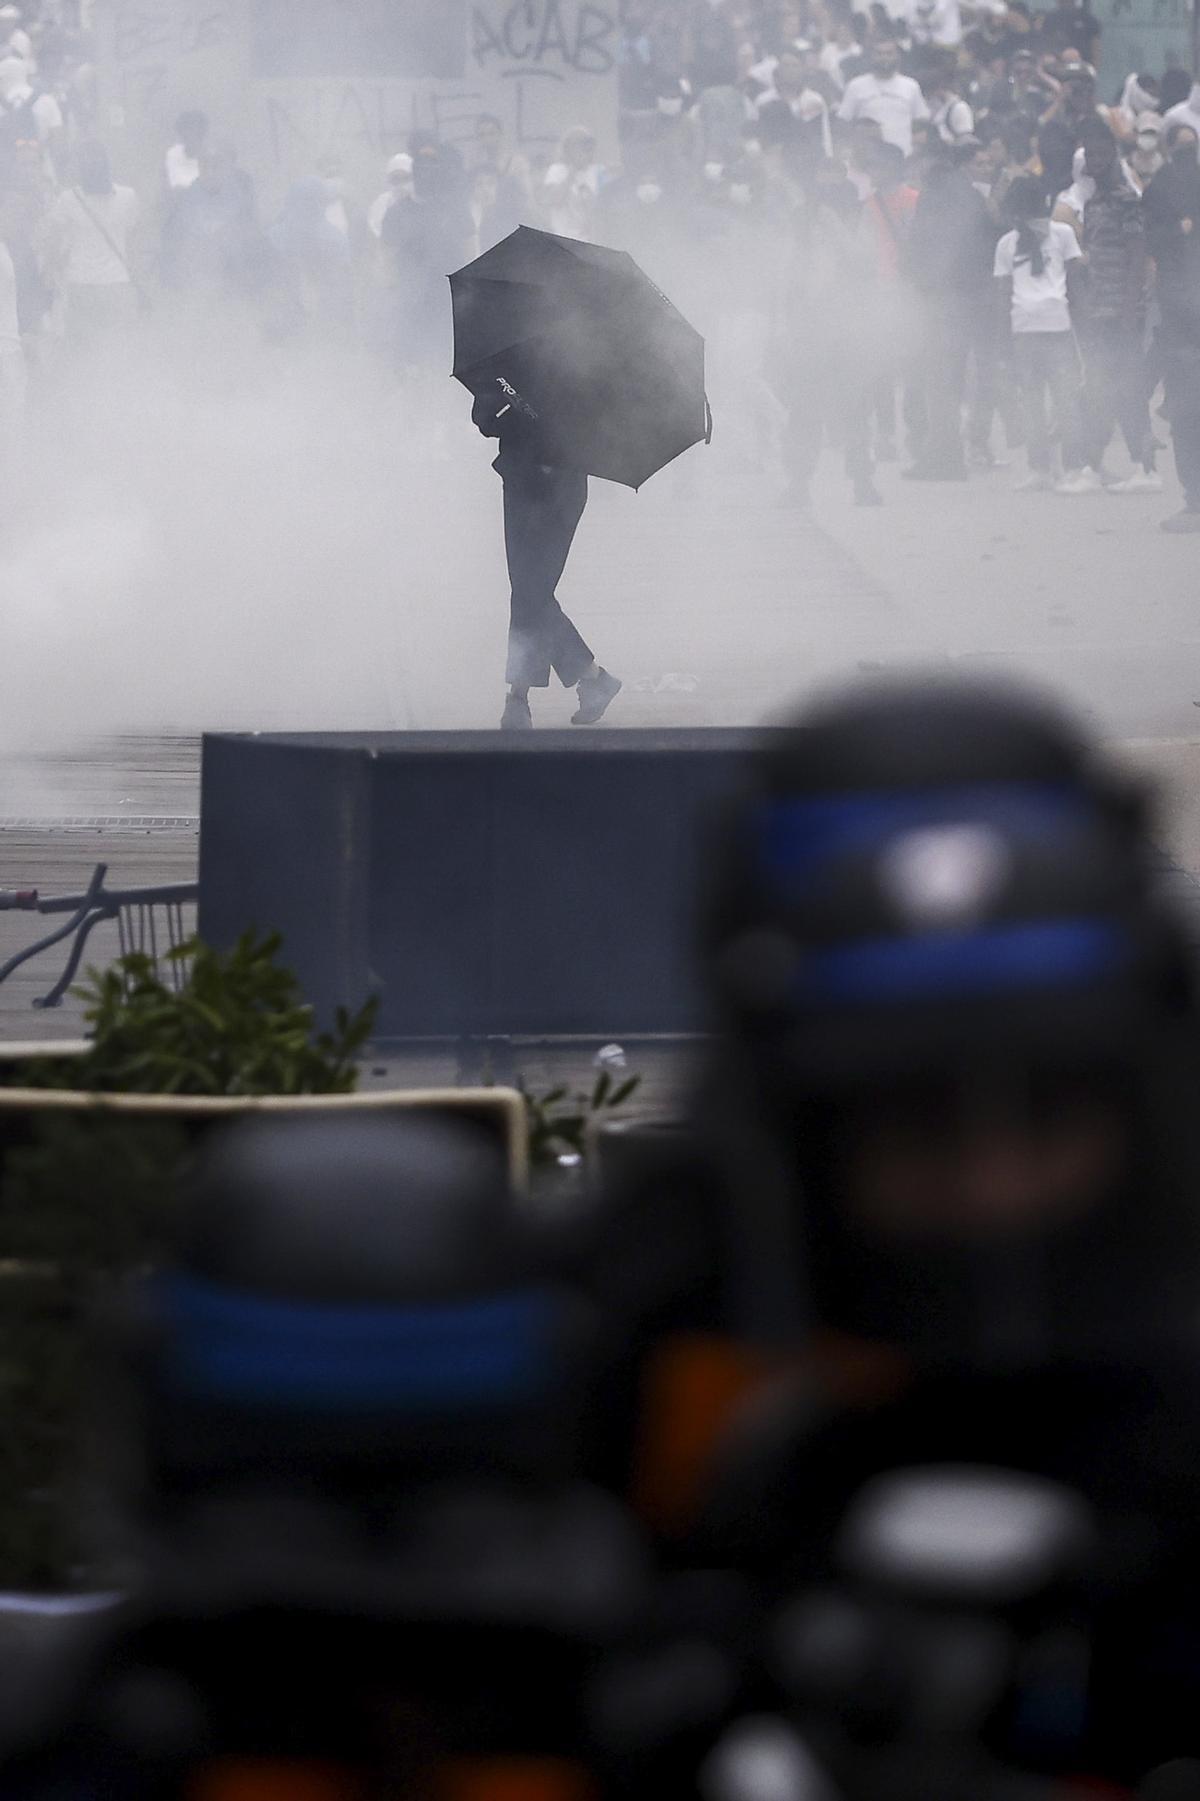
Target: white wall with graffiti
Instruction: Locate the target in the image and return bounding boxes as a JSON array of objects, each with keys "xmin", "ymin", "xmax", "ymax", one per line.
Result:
[{"xmin": 95, "ymin": 1, "xmax": 619, "ymax": 203}]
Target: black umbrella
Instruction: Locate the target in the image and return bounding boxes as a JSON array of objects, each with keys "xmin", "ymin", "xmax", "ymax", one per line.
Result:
[{"xmin": 449, "ymin": 225, "xmax": 709, "ymax": 490}]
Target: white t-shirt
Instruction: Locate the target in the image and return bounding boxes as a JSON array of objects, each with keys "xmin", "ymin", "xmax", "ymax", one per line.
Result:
[
  {"xmin": 994, "ymin": 218, "xmax": 1080, "ymax": 332},
  {"xmin": 904, "ymin": 0, "xmax": 963, "ymax": 46},
  {"xmin": 818, "ymin": 41, "xmax": 858, "ymax": 91},
  {"xmin": 367, "ymin": 188, "xmax": 395, "ymax": 238},
  {"xmin": 0, "ymin": 49, "xmax": 26, "ymax": 98},
  {"xmin": 31, "ymin": 90, "xmax": 61, "ymax": 138},
  {"xmin": 932, "ymin": 93, "xmax": 974, "ymax": 143},
  {"xmin": 0, "ymin": 81, "xmax": 63, "ymax": 144},
  {"xmin": 838, "ymin": 71, "xmax": 930, "ymax": 155},
  {"xmin": 165, "ymin": 142, "xmax": 200, "ymax": 189},
  {"xmin": 543, "ymin": 161, "xmax": 603, "ymax": 239},
  {"xmin": 48, "ymin": 184, "xmax": 141, "ymax": 286}
]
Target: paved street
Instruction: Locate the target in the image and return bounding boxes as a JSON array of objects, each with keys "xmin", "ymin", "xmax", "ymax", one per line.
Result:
[{"xmin": 4, "ymin": 429, "xmax": 1200, "ymax": 1053}]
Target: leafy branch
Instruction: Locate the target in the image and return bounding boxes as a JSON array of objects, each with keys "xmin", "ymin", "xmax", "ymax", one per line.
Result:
[{"xmin": 6, "ymin": 931, "xmax": 377, "ymax": 1097}]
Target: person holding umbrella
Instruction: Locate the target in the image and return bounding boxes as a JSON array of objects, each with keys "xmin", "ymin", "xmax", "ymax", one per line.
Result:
[
  {"xmin": 472, "ymin": 376, "xmax": 621, "ymax": 731},
  {"xmin": 451, "ymin": 225, "xmax": 709, "ymax": 730}
]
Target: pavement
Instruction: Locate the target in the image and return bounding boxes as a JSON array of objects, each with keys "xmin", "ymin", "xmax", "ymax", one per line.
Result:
[{"xmin": 4, "ymin": 424, "xmax": 1200, "ymax": 1052}]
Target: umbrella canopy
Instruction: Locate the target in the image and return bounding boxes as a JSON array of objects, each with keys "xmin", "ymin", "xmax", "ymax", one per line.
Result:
[{"xmin": 449, "ymin": 225, "xmax": 708, "ymax": 490}]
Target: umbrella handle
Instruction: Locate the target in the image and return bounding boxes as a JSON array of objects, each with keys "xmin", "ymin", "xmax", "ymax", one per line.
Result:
[{"xmin": 704, "ymin": 396, "xmax": 713, "ymax": 445}]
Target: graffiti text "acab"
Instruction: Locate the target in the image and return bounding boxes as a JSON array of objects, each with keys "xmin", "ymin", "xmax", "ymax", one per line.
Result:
[{"xmin": 471, "ymin": 1, "xmax": 616, "ymax": 76}]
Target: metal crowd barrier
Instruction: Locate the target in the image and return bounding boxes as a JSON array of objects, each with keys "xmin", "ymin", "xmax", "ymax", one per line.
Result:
[{"xmin": 0, "ymin": 863, "xmax": 198, "ymax": 1009}]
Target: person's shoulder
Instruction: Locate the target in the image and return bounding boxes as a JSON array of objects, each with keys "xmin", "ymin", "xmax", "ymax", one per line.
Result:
[{"xmin": 841, "ymin": 70, "xmax": 872, "ymax": 94}]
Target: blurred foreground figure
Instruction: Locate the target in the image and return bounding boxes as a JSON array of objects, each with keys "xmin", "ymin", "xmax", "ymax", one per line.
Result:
[
  {"xmin": 688, "ymin": 678, "xmax": 1200, "ymax": 1788},
  {"xmin": 2, "ymin": 1114, "xmax": 668, "ymax": 1798}
]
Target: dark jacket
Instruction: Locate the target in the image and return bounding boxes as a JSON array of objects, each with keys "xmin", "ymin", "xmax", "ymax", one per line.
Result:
[
  {"xmin": 907, "ymin": 163, "xmax": 994, "ymax": 300},
  {"xmin": 1144, "ymin": 157, "xmax": 1200, "ymax": 347},
  {"xmin": 1081, "ymin": 174, "xmax": 1147, "ymax": 330},
  {"xmin": 472, "ymin": 383, "xmax": 559, "ymax": 488}
]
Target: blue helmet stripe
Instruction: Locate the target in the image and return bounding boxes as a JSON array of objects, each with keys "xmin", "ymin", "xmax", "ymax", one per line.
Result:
[
  {"xmin": 159, "ymin": 1274, "xmax": 559, "ymax": 1412},
  {"xmin": 798, "ymin": 919, "xmax": 1130, "ymax": 1006},
  {"xmin": 760, "ymin": 783, "xmax": 1091, "ymax": 883}
]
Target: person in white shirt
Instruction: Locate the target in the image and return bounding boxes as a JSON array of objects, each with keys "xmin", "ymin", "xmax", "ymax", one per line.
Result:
[
  {"xmin": 1052, "ymin": 144, "xmax": 1093, "ymax": 241},
  {"xmin": 368, "ymin": 152, "xmax": 412, "ymax": 239},
  {"xmin": 0, "ymin": 77, "xmax": 62, "ymax": 149},
  {"xmin": 1112, "ymin": 71, "xmax": 1160, "ymax": 140},
  {"xmin": 755, "ymin": 50, "xmax": 833, "ymax": 158},
  {"xmin": 165, "ymin": 109, "xmax": 208, "ymax": 191},
  {"xmin": 925, "ymin": 53, "xmax": 975, "ymax": 143},
  {"xmin": 993, "ymin": 175, "xmax": 1084, "ymax": 489},
  {"xmin": 541, "ymin": 125, "xmax": 605, "ymax": 240},
  {"xmin": 0, "ymin": 5, "xmax": 31, "ymax": 63},
  {"xmin": 818, "ymin": 19, "xmax": 864, "ymax": 92},
  {"xmin": 42, "ymin": 139, "xmax": 141, "ymax": 349},
  {"xmin": 1124, "ymin": 112, "xmax": 1164, "ymax": 194},
  {"xmin": 904, "ymin": 0, "xmax": 963, "ymax": 49},
  {"xmin": 838, "ymin": 37, "xmax": 930, "ymax": 156},
  {"xmin": 0, "ymin": 44, "xmax": 25, "ymax": 99}
]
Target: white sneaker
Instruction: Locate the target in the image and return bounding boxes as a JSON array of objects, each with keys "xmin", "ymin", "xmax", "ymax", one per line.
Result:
[
  {"xmin": 1106, "ymin": 469, "xmax": 1164, "ymax": 494},
  {"xmin": 1055, "ymin": 466, "xmax": 1103, "ymax": 495},
  {"xmin": 1014, "ymin": 470, "xmax": 1053, "ymax": 492}
]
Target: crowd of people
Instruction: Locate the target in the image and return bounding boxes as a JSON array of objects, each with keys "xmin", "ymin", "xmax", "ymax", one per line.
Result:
[
  {"xmin": 607, "ymin": 0, "xmax": 1200, "ymax": 529},
  {"xmin": 0, "ymin": 0, "xmax": 1197, "ymax": 534}
]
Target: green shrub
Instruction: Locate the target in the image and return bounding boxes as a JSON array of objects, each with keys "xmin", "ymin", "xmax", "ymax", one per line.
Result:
[{"xmin": 6, "ymin": 929, "xmax": 376, "ymax": 1097}]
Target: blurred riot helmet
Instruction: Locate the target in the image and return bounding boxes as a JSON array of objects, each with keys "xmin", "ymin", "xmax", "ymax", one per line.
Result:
[
  {"xmin": 128, "ymin": 1114, "xmax": 601, "ymax": 1541},
  {"xmin": 705, "ymin": 678, "xmax": 1200, "ymax": 1369}
]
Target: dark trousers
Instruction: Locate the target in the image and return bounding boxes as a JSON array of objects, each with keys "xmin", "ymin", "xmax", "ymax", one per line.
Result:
[
  {"xmin": 502, "ymin": 464, "xmax": 593, "ymax": 690},
  {"xmin": 1081, "ymin": 323, "xmax": 1155, "ymax": 472},
  {"xmin": 1165, "ymin": 341, "xmax": 1200, "ymax": 510},
  {"xmin": 969, "ymin": 307, "xmax": 1022, "ymax": 454},
  {"xmin": 1013, "ymin": 332, "xmax": 1084, "ymax": 472}
]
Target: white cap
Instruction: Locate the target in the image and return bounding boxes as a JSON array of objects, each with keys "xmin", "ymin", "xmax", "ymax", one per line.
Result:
[{"xmin": 386, "ymin": 151, "xmax": 413, "ymax": 176}]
